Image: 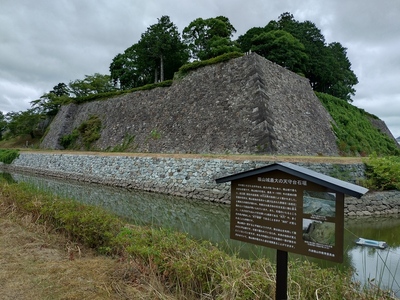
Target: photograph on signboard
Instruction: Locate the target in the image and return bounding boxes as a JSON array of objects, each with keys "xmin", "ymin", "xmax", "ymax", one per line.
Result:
[
  {"xmin": 303, "ymin": 191, "xmax": 336, "ymax": 218},
  {"xmin": 302, "ymin": 219, "xmax": 335, "ymax": 246}
]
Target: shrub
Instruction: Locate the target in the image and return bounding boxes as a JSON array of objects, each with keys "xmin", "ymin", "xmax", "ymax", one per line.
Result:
[
  {"xmin": 0, "ymin": 149, "xmax": 19, "ymax": 164},
  {"xmin": 60, "ymin": 129, "xmax": 79, "ymax": 149},
  {"xmin": 60, "ymin": 115, "xmax": 102, "ymax": 150},
  {"xmin": 363, "ymin": 154, "xmax": 400, "ymax": 190}
]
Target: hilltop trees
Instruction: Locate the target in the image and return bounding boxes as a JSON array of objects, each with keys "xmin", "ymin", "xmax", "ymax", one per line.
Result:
[
  {"xmin": 1, "ymin": 13, "xmax": 363, "ymax": 145},
  {"xmin": 238, "ymin": 12, "xmax": 358, "ymax": 101},
  {"xmin": 249, "ymin": 29, "xmax": 308, "ymax": 74},
  {"xmin": 68, "ymin": 73, "xmax": 115, "ymax": 97},
  {"xmin": 109, "ymin": 45, "xmax": 147, "ymax": 89},
  {"xmin": 138, "ymin": 16, "xmax": 189, "ymax": 83},
  {"xmin": 110, "ymin": 16, "xmax": 188, "ymax": 88},
  {"xmin": 110, "ymin": 13, "xmax": 357, "ymax": 101},
  {"xmin": 182, "ymin": 16, "xmax": 240, "ymax": 60}
]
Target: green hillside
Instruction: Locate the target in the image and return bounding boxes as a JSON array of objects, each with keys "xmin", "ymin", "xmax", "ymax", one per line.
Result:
[{"xmin": 317, "ymin": 92, "xmax": 399, "ymax": 156}]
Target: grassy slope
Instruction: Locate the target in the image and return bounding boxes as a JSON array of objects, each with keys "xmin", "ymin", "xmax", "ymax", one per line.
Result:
[{"xmin": 317, "ymin": 92, "xmax": 399, "ymax": 156}]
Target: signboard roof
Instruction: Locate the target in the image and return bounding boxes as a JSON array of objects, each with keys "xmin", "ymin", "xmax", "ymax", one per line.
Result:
[{"xmin": 216, "ymin": 162, "xmax": 368, "ymax": 198}]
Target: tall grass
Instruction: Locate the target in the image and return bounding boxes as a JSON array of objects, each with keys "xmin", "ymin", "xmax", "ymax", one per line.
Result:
[
  {"xmin": 0, "ymin": 149, "xmax": 19, "ymax": 164},
  {"xmin": 0, "ymin": 178, "xmax": 395, "ymax": 299}
]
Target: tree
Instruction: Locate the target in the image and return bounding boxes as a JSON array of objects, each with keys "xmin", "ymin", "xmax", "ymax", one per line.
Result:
[
  {"xmin": 137, "ymin": 16, "xmax": 188, "ymax": 83},
  {"xmin": 5, "ymin": 110, "xmax": 42, "ymax": 139},
  {"xmin": 272, "ymin": 13, "xmax": 358, "ymax": 100},
  {"xmin": 325, "ymin": 42, "xmax": 358, "ymax": 101},
  {"xmin": 31, "ymin": 82, "xmax": 70, "ymax": 116},
  {"xmin": 111, "ymin": 16, "xmax": 188, "ymax": 88},
  {"xmin": 182, "ymin": 16, "xmax": 240, "ymax": 60},
  {"xmin": 110, "ymin": 45, "xmax": 148, "ymax": 89},
  {"xmin": 237, "ymin": 26, "xmax": 265, "ymax": 53},
  {"xmin": 237, "ymin": 12, "xmax": 358, "ymax": 101},
  {"xmin": 69, "ymin": 73, "xmax": 115, "ymax": 97},
  {"xmin": 51, "ymin": 82, "xmax": 70, "ymax": 96},
  {"xmin": 250, "ymin": 30, "xmax": 308, "ymax": 74},
  {"xmin": 0, "ymin": 111, "xmax": 7, "ymax": 140}
]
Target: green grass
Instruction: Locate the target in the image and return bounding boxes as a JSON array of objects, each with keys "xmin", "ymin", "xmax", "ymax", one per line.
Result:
[
  {"xmin": 70, "ymin": 80, "xmax": 174, "ymax": 104},
  {"xmin": 175, "ymin": 51, "xmax": 243, "ymax": 78},
  {"xmin": 0, "ymin": 149, "xmax": 19, "ymax": 164},
  {"xmin": 363, "ymin": 154, "xmax": 400, "ymax": 190},
  {"xmin": 0, "ymin": 178, "xmax": 394, "ymax": 299},
  {"xmin": 317, "ymin": 92, "xmax": 400, "ymax": 156}
]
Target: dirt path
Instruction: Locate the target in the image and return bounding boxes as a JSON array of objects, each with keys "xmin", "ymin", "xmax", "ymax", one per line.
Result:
[
  {"xmin": 19, "ymin": 149, "xmax": 364, "ymax": 164},
  {"xmin": 0, "ymin": 205, "xmax": 170, "ymax": 300}
]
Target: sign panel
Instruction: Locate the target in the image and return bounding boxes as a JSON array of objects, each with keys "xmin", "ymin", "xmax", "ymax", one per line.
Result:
[{"xmin": 230, "ymin": 169, "xmax": 344, "ymax": 262}]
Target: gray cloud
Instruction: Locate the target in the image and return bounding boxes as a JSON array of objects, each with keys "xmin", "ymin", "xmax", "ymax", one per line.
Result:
[{"xmin": 1, "ymin": 0, "xmax": 399, "ymax": 138}]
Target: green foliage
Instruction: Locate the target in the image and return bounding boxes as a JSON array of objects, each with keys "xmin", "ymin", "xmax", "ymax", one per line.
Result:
[
  {"xmin": 109, "ymin": 134, "xmax": 136, "ymax": 152},
  {"xmin": 30, "ymin": 82, "xmax": 71, "ymax": 116},
  {"xmin": 60, "ymin": 115, "xmax": 102, "ymax": 150},
  {"xmin": 317, "ymin": 92, "xmax": 400, "ymax": 156},
  {"xmin": 176, "ymin": 52, "xmax": 243, "ymax": 77},
  {"xmin": 328, "ymin": 165, "xmax": 353, "ymax": 182},
  {"xmin": 0, "ymin": 149, "xmax": 19, "ymax": 164},
  {"xmin": 71, "ymin": 80, "xmax": 173, "ymax": 104},
  {"xmin": 0, "ymin": 111, "xmax": 8, "ymax": 140},
  {"xmin": 138, "ymin": 15, "xmax": 189, "ymax": 83},
  {"xmin": 4, "ymin": 109, "xmax": 43, "ymax": 139},
  {"xmin": 182, "ymin": 16, "xmax": 240, "ymax": 60},
  {"xmin": 0, "ymin": 181, "xmax": 122, "ymax": 250},
  {"xmin": 69, "ymin": 73, "xmax": 116, "ymax": 97},
  {"xmin": 250, "ymin": 29, "xmax": 308, "ymax": 74},
  {"xmin": 0, "ymin": 180, "xmax": 393, "ymax": 299},
  {"xmin": 78, "ymin": 115, "xmax": 102, "ymax": 148},
  {"xmin": 150, "ymin": 129, "xmax": 161, "ymax": 140},
  {"xmin": 60, "ymin": 129, "xmax": 79, "ymax": 149},
  {"xmin": 363, "ymin": 154, "xmax": 400, "ymax": 190},
  {"xmin": 110, "ymin": 16, "xmax": 188, "ymax": 89},
  {"xmin": 238, "ymin": 12, "xmax": 358, "ymax": 101}
]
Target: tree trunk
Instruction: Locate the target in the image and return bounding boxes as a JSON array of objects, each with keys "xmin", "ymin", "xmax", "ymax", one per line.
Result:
[
  {"xmin": 160, "ymin": 55, "xmax": 164, "ymax": 82},
  {"xmin": 154, "ymin": 68, "xmax": 158, "ymax": 84}
]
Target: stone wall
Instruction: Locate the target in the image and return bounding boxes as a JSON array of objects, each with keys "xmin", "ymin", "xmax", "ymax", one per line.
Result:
[
  {"xmin": 41, "ymin": 53, "xmax": 339, "ymax": 156},
  {"xmin": 4, "ymin": 152, "xmax": 400, "ymax": 216}
]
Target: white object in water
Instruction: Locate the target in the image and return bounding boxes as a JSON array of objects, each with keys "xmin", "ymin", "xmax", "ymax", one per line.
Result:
[{"xmin": 355, "ymin": 237, "xmax": 388, "ymax": 249}]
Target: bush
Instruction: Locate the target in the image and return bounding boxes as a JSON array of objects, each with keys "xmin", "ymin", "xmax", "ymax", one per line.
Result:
[
  {"xmin": 60, "ymin": 130, "xmax": 79, "ymax": 149},
  {"xmin": 0, "ymin": 149, "xmax": 19, "ymax": 164},
  {"xmin": 60, "ymin": 115, "xmax": 102, "ymax": 150},
  {"xmin": 364, "ymin": 154, "xmax": 400, "ymax": 190}
]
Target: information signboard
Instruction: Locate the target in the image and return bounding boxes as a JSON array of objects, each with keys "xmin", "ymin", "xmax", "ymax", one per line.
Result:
[{"xmin": 230, "ymin": 169, "xmax": 344, "ymax": 262}]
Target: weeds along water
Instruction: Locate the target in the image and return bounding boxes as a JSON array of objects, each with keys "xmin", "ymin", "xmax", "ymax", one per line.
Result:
[{"xmin": 2, "ymin": 171, "xmax": 400, "ymax": 298}]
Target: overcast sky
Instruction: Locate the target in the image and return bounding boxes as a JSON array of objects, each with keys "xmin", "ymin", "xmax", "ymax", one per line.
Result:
[{"xmin": 1, "ymin": 0, "xmax": 399, "ymax": 138}]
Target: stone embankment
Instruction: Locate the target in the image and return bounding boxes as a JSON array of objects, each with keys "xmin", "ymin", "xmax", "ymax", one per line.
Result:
[{"xmin": 1, "ymin": 152, "xmax": 399, "ymax": 216}]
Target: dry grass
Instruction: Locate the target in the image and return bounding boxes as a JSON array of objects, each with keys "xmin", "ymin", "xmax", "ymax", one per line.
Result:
[
  {"xmin": 0, "ymin": 203, "xmax": 175, "ymax": 300},
  {"xmin": 17, "ymin": 149, "xmax": 364, "ymax": 164}
]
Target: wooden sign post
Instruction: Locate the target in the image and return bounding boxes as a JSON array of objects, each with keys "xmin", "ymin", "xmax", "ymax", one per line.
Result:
[{"xmin": 216, "ymin": 162, "xmax": 368, "ymax": 299}]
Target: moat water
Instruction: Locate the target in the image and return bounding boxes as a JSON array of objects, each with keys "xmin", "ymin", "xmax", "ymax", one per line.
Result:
[{"xmin": 2, "ymin": 171, "xmax": 400, "ymax": 297}]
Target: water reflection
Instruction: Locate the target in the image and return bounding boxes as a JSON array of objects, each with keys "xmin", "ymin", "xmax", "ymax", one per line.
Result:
[
  {"xmin": 7, "ymin": 172, "xmax": 274, "ymax": 260},
  {"xmin": 3, "ymin": 171, "xmax": 400, "ymax": 296}
]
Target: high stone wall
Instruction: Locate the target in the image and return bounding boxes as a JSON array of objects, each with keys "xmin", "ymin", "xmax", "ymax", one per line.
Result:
[{"xmin": 41, "ymin": 53, "xmax": 339, "ymax": 155}]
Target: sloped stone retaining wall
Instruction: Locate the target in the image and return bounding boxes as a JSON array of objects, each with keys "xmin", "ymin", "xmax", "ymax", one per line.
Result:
[{"xmin": 1, "ymin": 152, "xmax": 399, "ymax": 216}]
